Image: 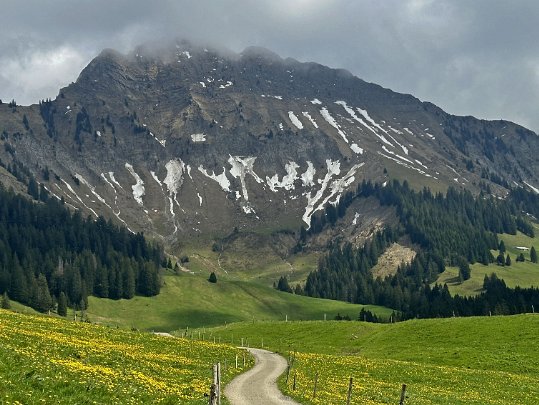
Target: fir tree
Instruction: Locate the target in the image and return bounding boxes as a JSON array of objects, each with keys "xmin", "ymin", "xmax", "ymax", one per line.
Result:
[
  {"xmin": 531, "ymin": 246, "xmax": 538, "ymax": 263},
  {"xmin": 57, "ymin": 291, "xmax": 67, "ymax": 316},
  {"xmin": 34, "ymin": 274, "xmax": 53, "ymax": 313},
  {"xmin": 505, "ymin": 254, "xmax": 512, "ymax": 266},
  {"xmin": 208, "ymin": 272, "xmax": 217, "ymax": 283},
  {"xmin": 1, "ymin": 292, "xmax": 11, "ymax": 309},
  {"xmin": 276, "ymin": 276, "xmax": 292, "ymax": 293}
]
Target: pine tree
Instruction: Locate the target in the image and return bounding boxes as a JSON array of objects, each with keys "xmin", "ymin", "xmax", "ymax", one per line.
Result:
[
  {"xmin": 458, "ymin": 260, "xmax": 471, "ymax": 281},
  {"xmin": 57, "ymin": 291, "xmax": 67, "ymax": 316},
  {"xmin": 531, "ymin": 246, "xmax": 538, "ymax": 263},
  {"xmin": 498, "ymin": 240, "xmax": 506, "ymax": 254},
  {"xmin": 34, "ymin": 274, "xmax": 53, "ymax": 313},
  {"xmin": 496, "ymin": 253, "xmax": 505, "ymax": 266},
  {"xmin": 1, "ymin": 292, "xmax": 11, "ymax": 309},
  {"xmin": 276, "ymin": 276, "xmax": 292, "ymax": 292},
  {"xmin": 208, "ymin": 272, "xmax": 217, "ymax": 283},
  {"xmin": 505, "ymin": 254, "xmax": 511, "ymax": 266}
]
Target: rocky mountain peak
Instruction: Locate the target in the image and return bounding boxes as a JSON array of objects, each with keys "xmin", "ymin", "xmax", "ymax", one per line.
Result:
[{"xmin": 0, "ymin": 41, "xmax": 538, "ymax": 249}]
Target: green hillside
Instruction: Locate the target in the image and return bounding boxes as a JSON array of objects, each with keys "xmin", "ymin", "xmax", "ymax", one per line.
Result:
[
  {"xmin": 202, "ymin": 315, "xmax": 539, "ymax": 404},
  {"xmin": 86, "ymin": 272, "xmax": 391, "ymax": 331},
  {"xmin": 0, "ymin": 309, "xmax": 251, "ymax": 404},
  {"xmin": 437, "ymin": 228, "xmax": 539, "ymax": 296}
]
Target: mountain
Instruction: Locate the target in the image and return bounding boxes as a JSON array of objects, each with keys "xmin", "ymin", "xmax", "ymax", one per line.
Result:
[{"xmin": 1, "ymin": 39, "xmax": 538, "ymax": 250}]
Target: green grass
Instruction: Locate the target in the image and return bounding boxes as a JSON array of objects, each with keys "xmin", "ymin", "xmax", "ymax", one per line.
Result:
[
  {"xmin": 436, "ymin": 227, "xmax": 539, "ymax": 296},
  {"xmin": 183, "ymin": 244, "xmax": 320, "ymax": 287},
  {"xmin": 202, "ymin": 315, "xmax": 539, "ymax": 404},
  {"xmin": 0, "ymin": 309, "xmax": 252, "ymax": 404},
  {"xmin": 87, "ymin": 272, "xmax": 391, "ymax": 331}
]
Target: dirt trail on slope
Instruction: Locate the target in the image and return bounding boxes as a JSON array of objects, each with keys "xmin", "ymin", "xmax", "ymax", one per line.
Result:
[{"xmin": 225, "ymin": 348, "xmax": 300, "ymax": 405}]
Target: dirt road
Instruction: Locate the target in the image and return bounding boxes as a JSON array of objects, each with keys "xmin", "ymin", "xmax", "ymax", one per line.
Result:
[{"xmin": 225, "ymin": 348, "xmax": 300, "ymax": 405}]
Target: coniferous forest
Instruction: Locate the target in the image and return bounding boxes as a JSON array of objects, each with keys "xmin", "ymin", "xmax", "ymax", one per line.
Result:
[
  {"xmin": 302, "ymin": 180, "xmax": 539, "ymax": 320},
  {"xmin": 0, "ymin": 185, "xmax": 163, "ymax": 313}
]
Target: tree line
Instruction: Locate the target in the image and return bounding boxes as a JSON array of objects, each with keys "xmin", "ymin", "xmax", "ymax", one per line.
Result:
[
  {"xmin": 299, "ymin": 180, "xmax": 539, "ymax": 320},
  {"xmin": 0, "ymin": 185, "xmax": 163, "ymax": 313}
]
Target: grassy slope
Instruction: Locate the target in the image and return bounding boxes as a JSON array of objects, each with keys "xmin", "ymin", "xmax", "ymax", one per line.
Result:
[
  {"xmin": 436, "ymin": 226, "xmax": 539, "ymax": 296},
  {"xmin": 86, "ymin": 272, "xmax": 391, "ymax": 331},
  {"xmin": 0, "ymin": 309, "xmax": 251, "ymax": 404},
  {"xmin": 202, "ymin": 315, "xmax": 539, "ymax": 404},
  {"xmin": 200, "ymin": 315, "xmax": 539, "ymax": 373},
  {"xmin": 185, "ymin": 246, "xmax": 320, "ymax": 287}
]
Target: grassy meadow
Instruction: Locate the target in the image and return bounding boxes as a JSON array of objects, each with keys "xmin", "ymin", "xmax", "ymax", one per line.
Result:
[
  {"xmin": 436, "ymin": 227, "xmax": 539, "ymax": 296},
  {"xmin": 201, "ymin": 314, "xmax": 539, "ymax": 404},
  {"xmin": 86, "ymin": 271, "xmax": 391, "ymax": 331},
  {"xmin": 0, "ymin": 309, "xmax": 252, "ymax": 404}
]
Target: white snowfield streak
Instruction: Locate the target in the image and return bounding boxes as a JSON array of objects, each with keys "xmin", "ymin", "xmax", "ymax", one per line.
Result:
[
  {"xmin": 320, "ymin": 107, "xmax": 349, "ymax": 143},
  {"xmin": 198, "ymin": 166, "xmax": 231, "ymax": 192},
  {"xmin": 300, "ymin": 161, "xmax": 316, "ymax": 187},
  {"xmin": 229, "ymin": 156, "xmax": 264, "ymax": 215},
  {"xmin": 356, "ymin": 106, "xmax": 409, "ymax": 155},
  {"xmin": 335, "ymin": 100, "xmax": 392, "ymax": 146},
  {"xmin": 378, "ymin": 152, "xmax": 433, "ymax": 178},
  {"xmin": 125, "ymin": 163, "xmax": 145, "ymax": 206},
  {"xmin": 266, "ymin": 161, "xmax": 299, "ymax": 192},
  {"xmin": 164, "ymin": 159, "xmax": 186, "ymax": 213},
  {"xmin": 60, "ymin": 179, "xmax": 99, "ymax": 218},
  {"xmin": 313, "ymin": 162, "xmax": 364, "ymax": 218},
  {"xmin": 302, "ymin": 160, "xmax": 364, "ymax": 226},
  {"xmin": 108, "ymin": 172, "xmax": 124, "ymax": 190},
  {"xmin": 288, "ymin": 111, "xmax": 303, "ymax": 129},
  {"xmin": 82, "ymin": 173, "xmax": 133, "ymax": 231},
  {"xmin": 302, "ymin": 112, "xmax": 318, "ymax": 128},
  {"xmin": 228, "ymin": 155, "xmax": 263, "ymax": 202},
  {"xmin": 524, "ymin": 181, "xmax": 539, "ymax": 194}
]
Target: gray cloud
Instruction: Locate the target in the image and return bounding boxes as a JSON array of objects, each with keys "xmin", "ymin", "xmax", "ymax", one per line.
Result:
[{"xmin": 2, "ymin": 0, "xmax": 539, "ymax": 132}]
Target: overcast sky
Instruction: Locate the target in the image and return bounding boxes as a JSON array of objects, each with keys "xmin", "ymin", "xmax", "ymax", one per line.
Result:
[{"xmin": 2, "ymin": 0, "xmax": 539, "ymax": 131}]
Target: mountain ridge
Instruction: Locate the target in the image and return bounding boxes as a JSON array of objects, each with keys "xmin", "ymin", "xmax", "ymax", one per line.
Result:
[{"xmin": 0, "ymin": 39, "xmax": 538, "ymax": 251}]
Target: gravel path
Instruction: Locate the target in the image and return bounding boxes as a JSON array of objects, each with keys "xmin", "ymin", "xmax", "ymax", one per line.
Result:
[{"xmin": 225, "ymin": 348, "xmax": 300, "ymax": 405}]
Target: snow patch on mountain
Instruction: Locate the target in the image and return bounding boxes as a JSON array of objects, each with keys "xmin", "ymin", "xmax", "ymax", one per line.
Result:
[
  {"xmin": 320, "ymin": 107, "xmax": 348, "ymax": 143},
  {"xmin": 228, "ymin": 156, "xmax": 263, "ymax": 202},
  {"xmin": 125, "ymin": 163, "xmax": 145, "ymax": 206},
  {"xmin": 302, "ymin": 160, "xmax": 364, "ymax": 226},
  {"xmin": 301, "ymin": 161, "xmax": 316, "ymax": 187},
  {"xmin": 302, "ymin": 112, "xmax": 318, "ymax": 128},
  {"xmin": 266, "ymin": 161, "xmax": 300, "ymax": 192},
  {"xmin": 60, "ymin": 179, "xmax": 99, "ymax": 217},
  {"xmin": 311, "ymin": 98, "xmax": 322, "ymax": 105},
  {"xmin": 524, "ymin": 181, "xmax": 539, "ymax": 194},
  {"xmin": 350, "ymin": 143, "xmax": 363, "ymax": 154},
  {"xmin": 198, "ymin": 166, "xmax": 231, "ymax": 192},
  {"xmin": 74, "ymin": 174, "xmax": 111, "ymax": 210},
  {"xmin": 288, "ymin": 112, "xmax": 303, "ymax": 129},
  {"xmin": 191, "ymin": 133, "xmax": 206, "ymax": 142},
  {"xmin": 101, "ymin": 173, "xmax": 116, "ymax": 191}
]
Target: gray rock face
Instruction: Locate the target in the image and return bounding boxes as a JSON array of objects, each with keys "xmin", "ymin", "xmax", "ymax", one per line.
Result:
[{"xmin": 1, "ymin": 40, "xmax": 538, "ymax": 244}]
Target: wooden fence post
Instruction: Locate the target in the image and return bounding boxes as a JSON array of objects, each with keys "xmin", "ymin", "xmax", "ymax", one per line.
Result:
[
  {"xmin": 346, "ymin": 377, "xmax": 353, "ymax": 405},
  {"xmin": 235, "ymin": 355, "xmax": 238, "ymax": 369},
  {"xmin": 292, "ymin": 372, "xmax": 297, "ymax": 391},
  {"xmin": 243, "ymin": 352, "xmax": 246, "ymax": 367},
  {"xmin": 312, "ymin": 372, "xmax": 318, "ymax": 399},
  {"xmin": 209, "ymin": 364, "xmax": 218, "ymax": 405},
  {"xmin": 286, "ymin": 365, "xmax": 291, "ymax": 384},
  {"xmin": 217, "ymin": 362, "xmax": 221, "ymax": 405},
  {"xmin": 400, "ymin": 383, "xmax": 407, "ymax": 405}
]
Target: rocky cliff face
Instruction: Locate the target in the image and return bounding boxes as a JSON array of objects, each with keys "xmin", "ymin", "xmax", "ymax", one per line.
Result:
[{"xmin": 1, "ymin": 40, "xmax": 538, "ymax": 246}]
